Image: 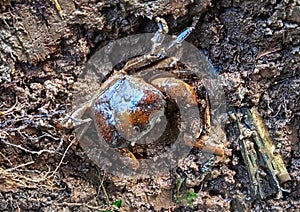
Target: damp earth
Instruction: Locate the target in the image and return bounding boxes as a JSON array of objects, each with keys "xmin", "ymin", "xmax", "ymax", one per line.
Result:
[{"xmin": 0, "ymin": 0, "xmax": 299, "ymax": 211}]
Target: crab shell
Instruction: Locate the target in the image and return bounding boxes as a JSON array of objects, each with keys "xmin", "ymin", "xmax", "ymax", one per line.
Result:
[
  {"xmin": 92, "ymin": 71, "xmax": 201, "ymax": 148},
  {"xmin": 93, "ymin": 73, "xmax": 166, "ymax": 147}
]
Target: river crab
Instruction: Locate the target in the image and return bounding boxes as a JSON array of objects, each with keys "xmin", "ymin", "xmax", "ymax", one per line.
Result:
[{"xmin": 62, "ymin": 17, "xmax": 225, "ymax": 170}]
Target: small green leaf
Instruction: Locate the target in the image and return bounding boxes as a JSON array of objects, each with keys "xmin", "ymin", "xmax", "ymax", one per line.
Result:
[
  {"xmin": 177, "ymin": 178, "xmax": 184, "ymax": 192},
  {"xmin": 112, "ymin": 199, "xmax": 122, "ymax": 208},
  {"xmin": 186, "ymin": 191, "xmax": 197, "ymax": 201}
]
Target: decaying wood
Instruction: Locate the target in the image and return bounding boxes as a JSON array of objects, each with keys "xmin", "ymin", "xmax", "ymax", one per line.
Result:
[{"xmin": 229, "ymin": 107, "xmax": 291, "ymax": 199}]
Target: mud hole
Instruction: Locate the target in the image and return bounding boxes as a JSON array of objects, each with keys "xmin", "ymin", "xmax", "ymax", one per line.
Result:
[{"xmin": 0, "ymin": 0, "xmax": 299, "ymax": 211}]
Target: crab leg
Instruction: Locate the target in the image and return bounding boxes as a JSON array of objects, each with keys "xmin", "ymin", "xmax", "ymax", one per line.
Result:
[
  {"xmin": 166, "ymin": 16, "xmax": 200, "ymax": 52},
  {"xmin": 193, "ymin": 137, "xmax": 224, "ymax": 156},
  {"xmin": 120, "ymin": 54, "xmax": 158, "ymax": 72},
  {"xmin": 151, "ymin": 17, "xmax": 169, "ymax": 56},
  {"xmin": 192, "ymin": 93, "xmax": 224, "ymax": 156},
  {"xmin": 150, "ymin": 77, "xmax": 223, "ymax": 156},
  {"xmin": 120, "ymin": 148, "xmax": 140, "ymax": 170}
]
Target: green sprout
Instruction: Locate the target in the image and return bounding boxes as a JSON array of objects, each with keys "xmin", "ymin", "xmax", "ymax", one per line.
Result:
[{"xmin": 173, "ymin": 178, "xmax": 198, "ymax": 206}]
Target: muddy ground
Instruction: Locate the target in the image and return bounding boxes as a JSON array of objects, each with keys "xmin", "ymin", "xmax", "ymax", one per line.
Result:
[{"xmin": 0, "ymin": 0, "xmax": 299, "ymax": 211}]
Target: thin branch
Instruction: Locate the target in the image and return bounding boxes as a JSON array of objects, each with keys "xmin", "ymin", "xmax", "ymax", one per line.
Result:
[
  {"xmin": 0, "ymin": 161, "xmax": 34, "ymax": 174},
  {"xmin": 1, "ymin": 139, "xmax": 56, "ymax": 155},
  {"xmin": 46, "ymin": 138, "xmax": 76, "ymax": 179},
  {"xmin": 0, "ymin": 97, "xmax": 18, "ymax": 115},
  {"xmin": 0, "ymin": 151, "xmax": 13, "ymax": 165}
]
